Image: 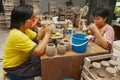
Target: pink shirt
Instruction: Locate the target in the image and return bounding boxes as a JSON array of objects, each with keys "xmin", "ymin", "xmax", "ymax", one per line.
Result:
[{"xmin": 91, "ymin": 24, "xmax": 115, "ymax": 53}]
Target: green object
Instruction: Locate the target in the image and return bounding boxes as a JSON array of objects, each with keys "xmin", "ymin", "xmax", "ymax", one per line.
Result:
[{"xmin": 114, "ymin": 6, "xmax": 120, "ymax": 14}]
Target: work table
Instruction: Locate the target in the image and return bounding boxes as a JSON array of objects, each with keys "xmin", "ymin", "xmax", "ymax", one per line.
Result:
[{"xmin": 41, "ymin": 41, "xmax": 108, "ymax": 80}]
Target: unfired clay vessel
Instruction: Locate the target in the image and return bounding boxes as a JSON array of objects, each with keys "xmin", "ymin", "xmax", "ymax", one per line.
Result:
[
  {"xmin": 92, "ymin": 62, "xmax": 101, "ymax": 69},
  {"xmin": 45, "ymin": 43, "xmax": 56, "ymax": 57},
  {"xmin": 109, "ymin": 60, "xmax": 118, "ymax": 67},
  {"xmin": 115, "ymin": 65, "xmax": 120, "ymax": 80},
  {"xmin": 90, "ymin": 62, "xmax": 101, "ymax": 79},
  {"xmin": 57, "ymin": 42, "xmax": 66, "ymax": 55},
  {"xmin": 62, "ymin": 39, "xmax": 70, "ymax": 51},
  {"xmin": 106, "ymin": 67, "xmax": 116, "ymax": 80},
  {"xmin": 97, "ymin": 61, "xmax": 110, "ymax": 78}
]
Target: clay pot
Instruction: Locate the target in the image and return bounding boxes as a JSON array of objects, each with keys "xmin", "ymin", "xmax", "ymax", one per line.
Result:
[
  {"xmin": 109, "ymin": 60, "xmax": 118, "ymax": 68},
  {"xmin": 62, "ymin": 39, "xmax": 70, "ymax": 51},
  {"xmin": 57, "ymin": 42, "xmax": 66, "ymax": 55},
  {"xmin": 91, "ymin": 62, "xmax": 101, "ymax": 78},
  {"xmin": 106, "ymin": 67, "xmax": 116, "ymax": 80},
  {"xmin": 45, "ymin": 43, "xmax": 56, "ymax": 57},
  {"xmin": 48, "ymin": 39, "xmax": 54, "ymax": 43},
  {"xmin": 56, "ymin": 38, "xmax": 62, "ymax": 44},
  {"xmin": 101, "ymin": 61, "xmax": 110, "ymax": 67},
  {"xmin": 95, "ymin": 78, "xmax": 102, "ymax": 80},
  {"xmin": 115, "ymin": 65, "xmax": 120, "ymax": 80},
  {"xmin": 98, "ymin": 61, "xmax": 110, "ymax": 78},
  {"xmin": 92, "ymin": 62, "xmax": 101, "ymax": 69}
]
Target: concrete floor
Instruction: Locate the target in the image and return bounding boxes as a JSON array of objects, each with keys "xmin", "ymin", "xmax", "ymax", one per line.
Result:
[
  {"xmin": 0, "ymin": 30, "xmax": 120, "ymax": 79},
  {"xmin": 0, "ymin": 30, "xmax": 9, "ymax": 78}
]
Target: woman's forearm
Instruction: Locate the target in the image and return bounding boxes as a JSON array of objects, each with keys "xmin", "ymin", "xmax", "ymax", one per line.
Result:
[
  {"xmin": 36, "ymin": 30, "xmax": 45, "ymax": 41},
  {"xmin": 33, "ymin": 34, "xmax": 50, "ymax": 56},
  {"xmin": 94, "ymin": 30, "xmax": 108, "ymax": 49}
]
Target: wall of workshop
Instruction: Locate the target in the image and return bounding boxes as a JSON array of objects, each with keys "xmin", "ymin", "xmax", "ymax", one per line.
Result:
[{"xmin": 25, "ymin": 0, "xmax": 86, "ymax": 13}]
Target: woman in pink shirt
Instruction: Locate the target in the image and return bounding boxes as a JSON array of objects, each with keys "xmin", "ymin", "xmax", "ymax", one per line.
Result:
[{"xmin": 88, "ymin": 8, "xmax": 115, "ymax": 53}]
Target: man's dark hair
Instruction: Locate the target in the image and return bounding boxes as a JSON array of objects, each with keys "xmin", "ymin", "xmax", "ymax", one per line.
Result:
[{"xmin": 93, "ymin": 8, "xmax": 109, "ymax": 19}]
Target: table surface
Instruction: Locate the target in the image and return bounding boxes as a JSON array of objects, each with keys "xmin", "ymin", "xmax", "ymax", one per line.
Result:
[
  {"xmin": 41, "ymin": 27, "xmax": 108, "ymax": 80},
  {"xmin": 41, "ymin": 42, "xmax": 107, "ymax": 59},
  {"xmin": 41, "ymin": 40, "xmax": 108, "ymax": 80}
]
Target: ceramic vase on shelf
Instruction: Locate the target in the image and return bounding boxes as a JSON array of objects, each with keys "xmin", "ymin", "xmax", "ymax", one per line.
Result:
[
  {"xmin": 106, "ymin": 67, "xmax": 116, "ymax": 80},
  {"xmin": 115, "ymin": 65, "xmax": 120, "ymax": 80},
  {"xmin": 97, "ymin": 61, "xmax": 110, "ymax": 78},
  {"xmin": 108, "ymin": 60, "xmax": 118, "ymax": 68},
  {"xmin": 90, "ymin": 62, "xmax": 101, "ymax": 79}
]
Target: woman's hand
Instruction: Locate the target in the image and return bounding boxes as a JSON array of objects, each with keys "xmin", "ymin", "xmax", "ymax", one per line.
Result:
[
  {"xmin": 36, "ymin": 15, "xmax": 40, "ymax": 21},
  {"xmin": 37, "ymin": 23, "xmax": 51, "ymax": 40},
  {"xmin": 88, "ymin": 23, "xmax": 109, "ymax": 49},
  {"xmin": 88, "ymin": 23, "xmax": 98, "ymax": 33},
  {"xmin": 43, "ymin": 24, "xmax": 51, "ymax": 36},
  {"xmin": 36, "ymin": 14, "xmax": 43, "ymax": 21}
]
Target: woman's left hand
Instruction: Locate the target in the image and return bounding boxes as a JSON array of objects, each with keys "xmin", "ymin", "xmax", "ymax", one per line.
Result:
[
  {"xmin": 43, "ymin": 24, "xmax": 51, "ymax": 35},
  {"xmin": 88, "ymin": 23, "xmax": 99, "ymax": 33}
]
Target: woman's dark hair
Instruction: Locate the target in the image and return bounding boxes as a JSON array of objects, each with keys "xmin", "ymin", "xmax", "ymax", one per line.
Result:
[
  {"xmin": 9, "ymin": 5, "xmax": 33, "ymax": 29},
  {"xmin": 93, "ymin": 8, "xmax": 109, "ymax": 21}
]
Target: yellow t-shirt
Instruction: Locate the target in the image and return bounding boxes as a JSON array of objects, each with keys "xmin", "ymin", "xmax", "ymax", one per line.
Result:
[{"xmin": 2, "ymin": 29, "xmax": 37, "ymax": 74}]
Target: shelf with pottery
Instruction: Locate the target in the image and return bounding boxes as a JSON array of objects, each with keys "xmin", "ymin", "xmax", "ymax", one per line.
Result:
[
  {"xmin": 40, "ymin": 20, "xmax": 67, "ymax": 25},
  {"xmin": 81, "ymin": 54, "xmax": 120, "ymax": 80},
  {"xmin": 2, "ymin": 0, "xmax": 19, "ymax": 29},
  {"xmin": 41, "ymin": 32, "xmax": 108, "ymax": 80}
]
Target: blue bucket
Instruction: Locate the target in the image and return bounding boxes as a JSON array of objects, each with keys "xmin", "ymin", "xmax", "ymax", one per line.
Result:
[
  {"xmin": 64, "ymin": 78, "xmax": 74, "ymax": 80},
  {"xmin": 71, "ymin": 33, "xmax": 88, "ymax": 53}
]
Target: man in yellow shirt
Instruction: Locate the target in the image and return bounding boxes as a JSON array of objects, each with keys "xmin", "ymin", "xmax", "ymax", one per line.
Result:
[{"xmin": 2, "ymin": 5, "xmax": 51, "ymax": 80}]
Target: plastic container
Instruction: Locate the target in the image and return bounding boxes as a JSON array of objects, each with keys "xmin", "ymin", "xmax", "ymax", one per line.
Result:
[
  {"xmin": 64, "ymin": 78, "xmax": 74, "ymax": 80},
  {"xmin": 71, "ymin": 33, "xmax": 88, "ymax": 53},
  {"xmin": 66, "ymin": 28, "xmax": 72, "ymax": 34}
]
